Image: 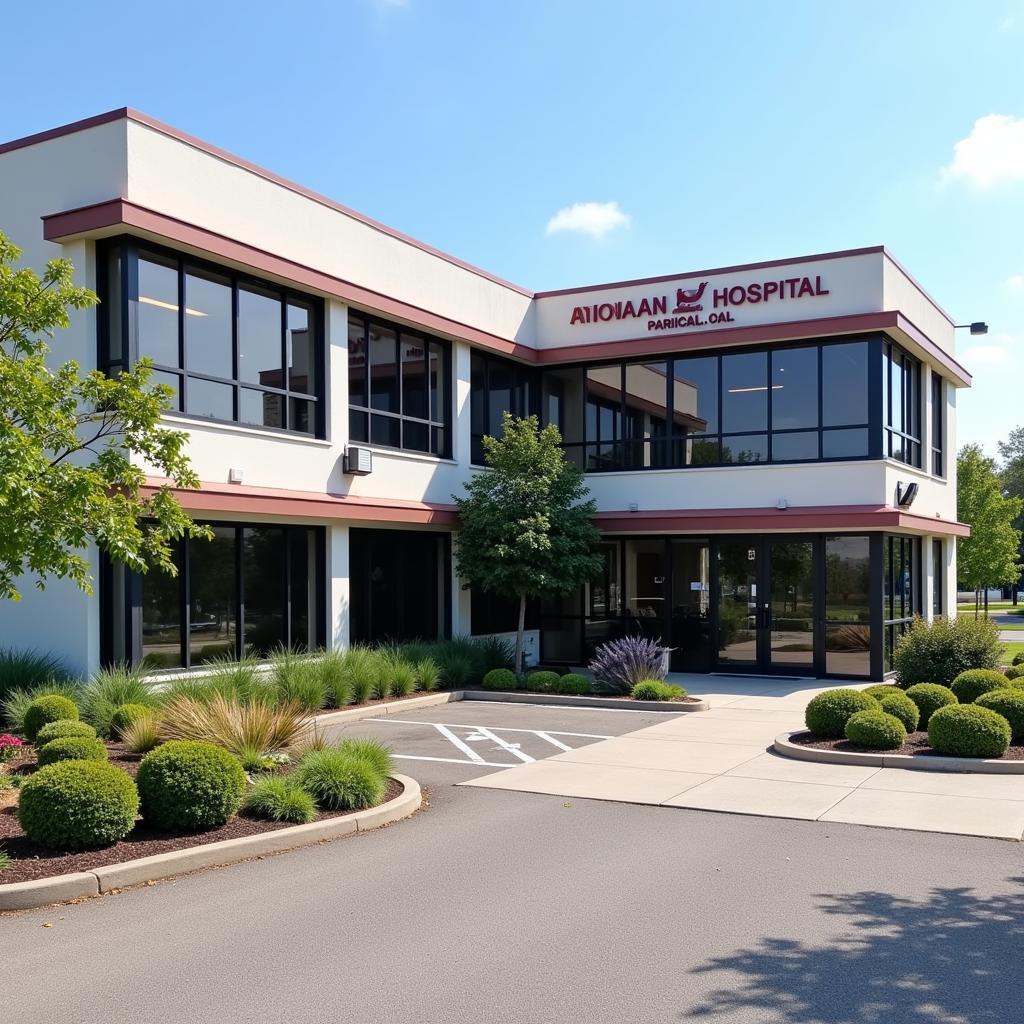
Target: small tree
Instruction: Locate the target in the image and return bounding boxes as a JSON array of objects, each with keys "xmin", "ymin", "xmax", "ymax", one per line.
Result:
[
  {"xmin": 957, "ymin": 443, "xmax": 1022, "ymax": 614},
  {"xmin": 454, "ymin": 413, "xmax": 604, "ymax": 676},
  {"xmin": 0, "ymin": 231, "xmax": 209, "ymax": 601}
]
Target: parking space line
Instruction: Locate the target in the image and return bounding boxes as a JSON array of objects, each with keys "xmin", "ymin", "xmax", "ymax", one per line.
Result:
[
  {"xmin": 391, "ymin": 754, "xmax": 517, "ymax": 768},
  {"xmin": 535, "ymin": 731, "xmax": 573, "ymax": 752},
  {"xmin": 472, "ymin": 726, "xmax": 535, "ymax": 763},
  {"xmin": 384, "ymin": 719, "xmax": 612, "ymax": 740},
  {"xmin": 433, "ymin": 724, "xmax": 487, "ymax": 764}
]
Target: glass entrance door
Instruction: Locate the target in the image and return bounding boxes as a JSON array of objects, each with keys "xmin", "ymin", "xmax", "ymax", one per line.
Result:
[{"xmin": 714, "ymin": 537, "xmax": 818, "ymax": 674}]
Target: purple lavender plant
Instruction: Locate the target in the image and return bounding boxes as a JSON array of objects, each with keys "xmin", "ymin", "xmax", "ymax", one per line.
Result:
[{"xmin": 588, "ymin": 635, "xmax": 669, "ymax": 695}]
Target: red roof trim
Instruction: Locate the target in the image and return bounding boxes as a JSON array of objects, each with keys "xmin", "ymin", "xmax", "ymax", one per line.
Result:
[{"xmin": 0, "ymin": 108, "xmax": 129, "ymax": 156}]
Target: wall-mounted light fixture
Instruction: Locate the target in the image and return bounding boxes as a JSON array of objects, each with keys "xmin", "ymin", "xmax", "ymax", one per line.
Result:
[
  {"xmin": 896, "ymin": 481, "xmax": 919, "ymax": 508},
  {"xmin": 954, "ymin": 322, "xmax": 988, "ymax": 335}
]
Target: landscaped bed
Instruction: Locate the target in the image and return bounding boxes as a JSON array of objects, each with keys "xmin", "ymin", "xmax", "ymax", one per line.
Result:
[{"xmin": 788, "ymin": 729, "xmax": 1024, "ymax": 761}]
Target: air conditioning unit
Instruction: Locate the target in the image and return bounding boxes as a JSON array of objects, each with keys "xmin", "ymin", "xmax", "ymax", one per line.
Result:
[{"xmin": 344, "ymin": 446, "xmax": 373, "ymax": 476}]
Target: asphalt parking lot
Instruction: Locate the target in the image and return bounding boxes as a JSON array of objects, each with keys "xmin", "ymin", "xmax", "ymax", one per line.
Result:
[{"xmin": 320, "ymin": 700, "xmax": 681, "ymax": 793}]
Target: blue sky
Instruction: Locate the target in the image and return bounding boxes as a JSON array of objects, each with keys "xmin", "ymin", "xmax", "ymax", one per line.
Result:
[{"xmin": 2, "ymin": 0, "xmax": 1022, "ymax": 455}]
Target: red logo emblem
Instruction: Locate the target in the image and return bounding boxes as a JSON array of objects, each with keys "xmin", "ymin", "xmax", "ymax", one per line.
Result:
[{"xmin": 672, "ymin": 282, "xmax": 707, "ymax": 314}]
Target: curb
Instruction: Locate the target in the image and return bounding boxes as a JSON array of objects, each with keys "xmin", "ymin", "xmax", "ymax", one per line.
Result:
[
  {"xmin": 460, "ymin": 690, "xmax": 709, "ymax": 713},
  {"xmin": 773, "ymin": 731, "xmax": 1024, "ymax": 774},
  {"xmin": 0, "ymin": 774, "xmax": 421, "ymax": 913},
  {"xmin": 313, "ymin": 691, "xmax": 461, "ymax": 726}
]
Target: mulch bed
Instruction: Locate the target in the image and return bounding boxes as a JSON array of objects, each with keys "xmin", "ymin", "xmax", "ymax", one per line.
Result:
[
  {"xmin": 790, "ymin": 730, "xmax": 1024, "ymax": 761},
  {"xmin": 0, "ymin": 745, "xmax": 402, "ymax": 886}
]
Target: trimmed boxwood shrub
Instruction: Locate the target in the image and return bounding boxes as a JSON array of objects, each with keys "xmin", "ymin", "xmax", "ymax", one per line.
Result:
[
  {"xmin": 951, "ymin": 669, "xmax": 1012, "ymax": 704},
  {"xmin": 845, "ymin": 709, "xmax": 906, "ymax": 750},
  {"xmin": 975, "ymin": 689, "xmax": 1024, "ymax": 741},
  {"xmin": 1003, "ymin": 665, "xmax": 1024, "ymax": 681},
  {"xmin": 631, "ymin": 679, "xmax": 687, "ymax": 701},
  {"xmin": 904, "ymin": 683, "xmax": 958, "ymax": 726},
  {"xmin": 558, "ymin": 673, "xmax": 592, "ymax": 695},
  {"xmin": 35, "ymin": 719, "xmax": 97, "ymax": 743},
  {"xmin": 137, "ymin": 740, "xmax": 246, "ymax": 833},
  {"xmin": 804, "ymin": 689, "xmax": 878, "ymax": 738},
  {"xmin": 892, "ymin": 615, "xmax": 1002, "ymax": 687},
  {"xmin": 110, "ymin": 703, "xmax": 150, "ymax": 739},
  {"xmin": 1014, "ymin": 651, "xmax": 1024, "ymax": 667},
  {"xmin": 928, "ymin": 703, "xmax": 1011, "ymax": 758},
  {"xmin": 23, "ymin": 694, "xmax": 79, "ymax": 742},
  {"xmin": 481, "ymin": 668, "xmax": 517, "ymax": 691},
  {"xmin": 17, "ymin": 760, "xmax": 139, "ymax": 850},
  {"xmin": 864, "ymin": 685, "xmax": 900, "ymax": 701},
  {"xmin": 37, "ymin": 735, "xmax": 108, "ymax": 766},
  {"xmin": 878, "ymin": 691, "xmax": 920, "ymax": 732},
  {"xmin": 295, "ymin": 748, "xmax": 386, "ymax": 811},
  {"xmin": 526, "ymin": 671, "xmax": 561, "ymax": 693}
]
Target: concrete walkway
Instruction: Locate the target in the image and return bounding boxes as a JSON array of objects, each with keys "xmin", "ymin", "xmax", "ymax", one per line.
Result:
[{"xmin": 462, "ymin": 675, "xmax": 1024, "ymax": 840}]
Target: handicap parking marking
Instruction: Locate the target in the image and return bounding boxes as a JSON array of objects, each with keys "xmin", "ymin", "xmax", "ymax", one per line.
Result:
[{"xmin": 370, "ymin": 718, "xmax": 612, "ymax": 768}]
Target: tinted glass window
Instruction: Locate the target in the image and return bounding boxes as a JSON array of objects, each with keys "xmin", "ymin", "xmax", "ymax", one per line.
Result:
[
  {"xmin": 771, "ymin": 347, "xmax": 818, "ymax": 430},
  {"xmin": 138, "ymin": 255, "xmax": 180, "ymax": 366},
  {"xmin": 185, "ymin": 269, "xmax": 232, "ymax": 379},
  {"xmin": 772, "ymin": 430, "xmax": 818, "ymax": 461},
  {"xmin": 237, "ymin": 285, "xmax": 282, "ymax": 387},
  {"xmin": 243, "ymin": 526, "xmax": 287, "ymax": 656},
  {"xmin": 721, "ymin": 352, "xmax": 768, "ymax": 433},
  {"xmin": 401, "ymin": 335, "xmax": 428, "ymax": 419},
  {"xmin": 189, "ymin": 526, "xmax": 238, "ymax": 665},
  {"xmin": 822, "ymin": 342, "xmax": 868, "ymax": 425},
  {"xmin": 187, "ymin": 377, "xmax": 233, "ymax": 420},
  {"xmin": 348, "ymin": 317, "xmax": 367, "ymax": 408},
  {"xmin": 369, "ymin": 324, "xmax": 398, "ymax": 413},
  {"xmin": 287, "ymin": 302, "xmax": 315, "ymax": 396},
  {"xmin": 672, "ymin": 356, "xmax": 718, "ymax": 434}
]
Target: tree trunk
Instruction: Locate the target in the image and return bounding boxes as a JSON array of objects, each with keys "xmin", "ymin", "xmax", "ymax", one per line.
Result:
[{"xmin": 515, "ymin": 593, "xmax": 527, "ymax": 681}]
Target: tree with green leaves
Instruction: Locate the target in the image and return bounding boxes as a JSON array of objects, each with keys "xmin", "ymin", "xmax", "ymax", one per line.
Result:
[
  {"xmin": 0, "ymin": 231, "xmax": 209, "ymax": 601},
  {"xmin": 957, "ymin": 443, "xmax": 1022, "ymax": 613},
  {"xmin": 998, "ymin": 426, "xmax": 1024, "ymax": 579},
  {"xmin": 454, "ymin": 413, "xmax": 604, "ymax": 676}
]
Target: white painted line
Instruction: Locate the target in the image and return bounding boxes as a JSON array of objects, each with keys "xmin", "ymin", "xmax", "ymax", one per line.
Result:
[
  {"xmin": 473, "ymin": 726, "xmax": 536, "ymax": 763},
  {"xmin": 433, "ymin": 724, "xmax": 487, "ymax": 764},
  {"xmin": 392, "ymin": 754, "xmax": 516, "ymax": 768},
  {"xmin": 535, "ymin": 731, "xmax": 573, "ymax": 752},
  {"xmin": 383, "ymin": 719, "xmax": 611, "ymax": 739}
]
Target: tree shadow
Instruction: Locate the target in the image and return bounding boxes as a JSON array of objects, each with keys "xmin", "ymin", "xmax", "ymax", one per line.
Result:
[{"xmin": 686, "ymin": 877, "xmax": 1024, "ymax": 1022}]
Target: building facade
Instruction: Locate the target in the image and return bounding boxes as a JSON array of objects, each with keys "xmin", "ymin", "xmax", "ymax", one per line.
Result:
[{"xmin": 0, "ymin": 109, "xmax": 971, "ymax": 681}]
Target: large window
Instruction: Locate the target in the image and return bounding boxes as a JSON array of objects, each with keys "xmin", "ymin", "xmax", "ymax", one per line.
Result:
[
  {"xmin": 348, "ymin": 313, "xmax": 450, "ymax": 457},
  {"xmin": 882, "ymin": 534, "xmax": 921, "ymax": 673},
  {"xmin": 104, "ymin": 524, "xmax": 324, "ymax": 669},
  {"xmin": 884, "ymin": 341, "xmax": 922, "ymax": 467},
  {"xmin": 824, "ymin": 536, "xmax": 872, "ymax": 677},
  {"xmin": 470, "ymin": 351, "xmax": 538, "ymax": 464},
  {"xmin": 98, "ymin": 239, "xmax": 323, "ymax": 437},
  {"xmin": 543, "ymin": 339, "xmax": 872, "ymax": 470},
  {"xmin": 931, "ymin": 373, "xmax": 945, "ymax": 477}
]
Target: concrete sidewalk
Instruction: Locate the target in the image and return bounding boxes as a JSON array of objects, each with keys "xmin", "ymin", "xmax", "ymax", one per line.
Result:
[{"xmin": 462, "ymin": 675, "xmax": 1024, "ymax": 840}]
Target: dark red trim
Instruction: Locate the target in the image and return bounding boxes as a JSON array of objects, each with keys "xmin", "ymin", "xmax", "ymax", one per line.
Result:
[
  {"xmin": 44, "ymin": 199, "xmax": 537, "ymax": 362},
  {"xmin": 0, "ymin": 108, "xmax": 129, "ymax": 156},
  {"xmin": 534, "ymin": 246, "xmax": 887, "ymax": 297},
  {"xmin": 593, "ymin": 505, "xmax": 970, "ymax": 537},
  {"xmin": 142, "ymin": 478, "xmax": 459, "ymax": 526}
]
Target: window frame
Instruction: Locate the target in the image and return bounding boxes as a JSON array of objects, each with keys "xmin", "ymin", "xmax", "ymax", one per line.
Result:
[
  {"xmin": 931, "ymin": 372, "xmax": 945, "ymax": 478},
  {"xmin": 883, "ymin": 339, "xmax": 922, "ymax": 468},
  {"xmin": 97, "ymin": 236, "xmax": 326, "ymax": 439},
  {"xmin": 469, "ymin": 350, "xmax": 539, "ymax": 465},
  {"xmin": 347, "ymin": 310, "xmax": 452, "ymax": 459}
]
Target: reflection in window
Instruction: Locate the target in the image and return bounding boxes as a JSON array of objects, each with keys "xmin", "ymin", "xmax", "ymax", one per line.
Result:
[
  {"xmin": 825, "ymin": 536, "xmax": 872, "ymax": 677},
  {"xmin": 188, "ymin": 526, "xmax": 238, "ymax": 665},
  {"xmin": 931, "ymin": 373, "xmax": 945, "ymax": 477},
  {"xmin": 882, "ymin": 534, "xmax": 921, "ymax": 672},
  {"xmin": 470, "ymin": 351, "xmax": 537, "ymax": 464},
  {"xmin": 885, "ymin": 341, "xmax": 921, "ymax": 467}
]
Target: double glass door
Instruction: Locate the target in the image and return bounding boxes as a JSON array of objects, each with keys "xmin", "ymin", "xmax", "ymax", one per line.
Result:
[{"xmin": 716, "ymin": 538, "xmax": 816, "ymax": 673}]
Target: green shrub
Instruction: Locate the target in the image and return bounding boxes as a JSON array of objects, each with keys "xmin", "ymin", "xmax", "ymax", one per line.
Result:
[
  {"xmin": 295, "ymin": 749, "xmax": 387, "ymax": 811},
  {"xmin": 0, "ymin": 847, "xmax": 9, "ymax": 871},
  {"xmin": 35, "ymin": 719, "xmax": 97, "ymax": 743},
  {"xmin": 414, "ymin": 658, "xmax": 441, "ymax": 692},
  {"xmin": 557, "ymin": 673, "xmax": 592, "ymax": 696},
  {"xmin": 332, "ymin": 737, "xmax": 393, "ymax": 778},
  {"xmin": 385, "ymin": 654, "xmax": 418, "ymax": 698},
  {"xmin": 137, "ymin": 740, "xmax": 246, "ymax": 832},
  {"xmin": 340, "ymin": 646, "xmax": 381, "ymax": 704},
  {"xmin": 804, "ymin": 689, "xmax": 878, "ymax": 738},
  {"xmin": 863, "ymin": 685, "xmax": 900, "ymax": 701},
  {"xmin": 37, "ymin": 735, "xmax": 108, "ymax": 766},
  {"xmin": 526, "ymin": 671, "xmax": 561, "ymax": 693},
  {"xmin": 482, "ymin": 668, "xmax": 517, "ymax": 691},
  {"xmin": 0, "ymin": 648, "xmax": 70, "ymax": 708},
  {"xmin": 81, "ymin": 665, "xmax": 160, "ymax": 738},
  {"xmin": 1003, "ymin": 665, "xmax": 1024, "ymax": 681},
  {"xmin": 317, "ymin": 650, "xmax": 352, "ymax": 709},
  {"xmin": 844, "ymin": 709, "xmax": 907, "ymax": 750},
  {"xmin": 121, "ymin": 711, "xmax": 162, "ymax": 754},
  {"xmin": 163, "ymin": 657, "xmax": 276, "ymax": 707},
  {"xmin": 904, "ymin": 683, "xmax": 958, "ymax": 726},
  {"xmin": 892, "ymin": 615, "xmax": 1002, "ymax": 687},
  {"xmin": 436, "ymin": 649, "xmax": 475, "ymax": 688},
  {"xmin": 24, "ymin": 695, "xmax": 79, "ymax": 741},
  {"xmin": 1014, "ymin": 651, "xmax": 1024, "ymax": 667},
  {"xmin": 271, "ymin": 649, "xmax": 327, "ymax": 712},
  {"xmin": 950, "ymin": 669, "xmax": 1012, "ymax": 704},
  {"xmin": 631, "ymin": 679, "xmax": 688, "ymax": 701},
  {"xmin": 17, "ymin": 760, "xmax": 139, "ymax": 850},
  {"xmin": 878, "ymin": 691, "xmax": 921, "ymax": 732},
  {"xmin": 975, "ymin": 689, "xmax": 1024, "ymax": 741},
  {"xmin": 243, "ymin": 775, "xmax": 317, "ymax": 824},
  {"xmin": 928, "ymin": 703, "xmax": 1012, "ymax": 758},
  {"xmin": 468, "ymin": 634, "xmax": 516, "ymax": 679},
  {"xmin": 2, "ymin": 681, "xmax": 82, "ymax": 733},
  {"xmin": 110, "ymin": 703, "xmax": 150, "ymax": 740}
]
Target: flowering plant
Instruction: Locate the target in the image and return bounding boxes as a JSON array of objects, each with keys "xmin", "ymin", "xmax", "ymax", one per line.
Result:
[
  {"xmin": 588, "ymin": 635, "xmax": 671, "ymax": 695},
  {"xmin": 0, "ymin": 734, "xmax": 25, "ymax": 762}
]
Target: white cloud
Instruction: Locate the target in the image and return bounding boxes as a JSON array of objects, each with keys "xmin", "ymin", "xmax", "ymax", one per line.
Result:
[
  {"xmin": 545, "ymin": 201, "xmax": 631, "ymax": 239},
  {"xmin": 1008, "ymin": 273, "xmax": 1024, "ymax": 290},
  {"xmin": 942, "ymin": 114, "xmax": 1024, "ymax": 186},
  {"xmin": 999, "ymin": 15, "xmax": 1015, "ymax": 31}
]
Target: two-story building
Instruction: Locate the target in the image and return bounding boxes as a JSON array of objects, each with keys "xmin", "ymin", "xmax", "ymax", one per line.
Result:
[{"xmin": 0, "ymin": 109, "xmax": 971, "ymax": 681}]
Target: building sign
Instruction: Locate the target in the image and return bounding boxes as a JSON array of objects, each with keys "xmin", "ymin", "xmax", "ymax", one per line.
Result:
[{"xmin": 567, "ymin": 275, "xmax": 830, "ymax": 333}]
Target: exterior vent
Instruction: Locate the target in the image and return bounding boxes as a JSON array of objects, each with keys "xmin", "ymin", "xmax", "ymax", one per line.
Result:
[{"xmin": 344, "ymin": 446, "xmax": 373, "ymax": 476}]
